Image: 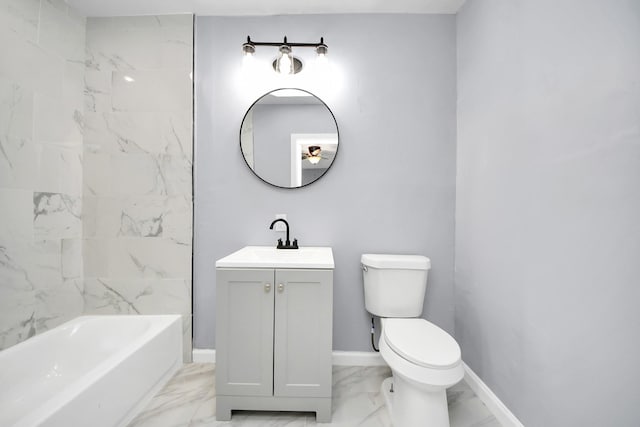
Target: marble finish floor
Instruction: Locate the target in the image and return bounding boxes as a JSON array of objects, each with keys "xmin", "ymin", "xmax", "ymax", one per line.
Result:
[{"xmin": 129, "ymin": 364, "xmax": 501, "ymax": 427}]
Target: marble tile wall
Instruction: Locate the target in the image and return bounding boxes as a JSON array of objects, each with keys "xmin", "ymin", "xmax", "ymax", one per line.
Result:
[
  {"xmin": 0, "ymin": 0, "xmax": 86, "ymax": 350},
  {"xmin": 82, "ymin": 15, "xmax": 194, "ymax": 360}
]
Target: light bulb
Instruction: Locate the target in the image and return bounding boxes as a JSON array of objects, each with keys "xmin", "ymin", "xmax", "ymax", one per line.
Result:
[
  {"xmin": 316, "ymin": 53, "xmax": 328, "ymax": 67},
  {"xmin": 242, "ymin": 52, "xmax": 254, "ymax": 68},
  {"xmin": 278, "ymin": 53, "xmax": 292, "ymax": 74},
  {"xmin": 276, "ymin": 45, "xmax": 293, "ymax": 75}
]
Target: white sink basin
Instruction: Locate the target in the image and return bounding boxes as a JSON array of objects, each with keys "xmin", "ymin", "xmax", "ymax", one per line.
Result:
[{"xmin": 215, "ymin": 246, "xmax": 334, "ymax": 269}]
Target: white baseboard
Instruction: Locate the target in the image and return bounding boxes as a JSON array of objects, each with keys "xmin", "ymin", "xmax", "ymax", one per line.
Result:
[
  {"xmin": 191, "ymin": 349, "xmax": 385, "ymax": 366},
  {"xmin": 462, "ymin": 362, "xmax": 524, "ymax": 427},
  {"xmin": 192, "ymin": 349, "xmax": 215, "ymax": 363},
  {"xmin": 332, "ymin": 351, "xmax": 386, "ymax": 366}
]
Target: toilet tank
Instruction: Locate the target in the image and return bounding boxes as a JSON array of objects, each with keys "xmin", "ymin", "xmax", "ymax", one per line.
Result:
[{"xmin": 361, "ymin": 254, "xmax": 431, "ymax": 317}]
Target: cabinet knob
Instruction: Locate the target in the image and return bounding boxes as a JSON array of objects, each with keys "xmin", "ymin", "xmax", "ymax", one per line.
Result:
[
  {"xmin": 265, "ymin": 283, "xmax": 271, "ymax": 292},
  {"xmin": 278, "ymin": 283, "xmax": 284, "ymax": 292}
]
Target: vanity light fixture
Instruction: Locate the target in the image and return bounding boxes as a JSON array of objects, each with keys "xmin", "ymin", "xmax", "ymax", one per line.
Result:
[{"xmin": 242, "ymin": 36, "xmax": 328, "ymax": 75}]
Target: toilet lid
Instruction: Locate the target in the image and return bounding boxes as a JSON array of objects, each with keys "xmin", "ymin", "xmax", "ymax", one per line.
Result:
[{"xmin": 383, "ymin": 319, "xmax": 461, "ymax": 369}]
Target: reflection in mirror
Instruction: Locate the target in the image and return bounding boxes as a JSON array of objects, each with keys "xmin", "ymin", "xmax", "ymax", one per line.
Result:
[{"xmin": 240, "ymin": 89, "xmax": 339, "ymax": 188}]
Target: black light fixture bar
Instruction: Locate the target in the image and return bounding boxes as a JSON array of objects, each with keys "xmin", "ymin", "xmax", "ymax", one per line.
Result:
[{"xmin": 244, "ymin": 35, "xmax": 327, "ymax": 49}]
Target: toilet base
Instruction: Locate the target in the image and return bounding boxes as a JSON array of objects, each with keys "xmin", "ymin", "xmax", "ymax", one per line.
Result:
[{"xmin": 381, "ymin": 375, "xmax": 450, "ymax": 427}]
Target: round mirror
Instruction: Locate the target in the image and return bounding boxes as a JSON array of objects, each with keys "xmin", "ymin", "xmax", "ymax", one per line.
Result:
[{"xmin": 240, "ymin": 88, "xmax": 339, "ymax": 188}]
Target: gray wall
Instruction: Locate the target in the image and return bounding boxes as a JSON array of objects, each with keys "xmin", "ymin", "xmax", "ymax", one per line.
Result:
[
  {"xmin": 194, "ymin": 14, "xmax": 457, "ymax": 350},
  {"xmin": 456, "ymin": 1, "xmax": 640, "ymax": 426}
]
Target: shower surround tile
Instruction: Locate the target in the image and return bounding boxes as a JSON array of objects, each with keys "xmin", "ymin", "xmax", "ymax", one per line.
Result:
[
  {"xmin": 85, "ymin": 15, "xmax": 193, "ymax": 72},
  {"xmin": 1, "ymin": 6, "xmax": 193, "ymax": 357},
  {"xmin": 0, "ymin": 81, "xmax": 36, "ymax": 190},
  {"xmin": 82, "ymin": 195, "xmax": 192, "ymax": 239},
  {"xmin": 83, "ymin": 276, "xmax": 192, "ymax": 360},
  {"xmin": 83, "ymin": 14, "xmax": 194, "ymax": 361},
  {"xmin": 37, "ymin": 0, "xmax": 86, "ymax": 63},
  {"xmin": 0, "ymin": 1, "xmax": 85, "ymax": 351},
  {"xmin": 83, "ymin": 111, "xmax": 192, "ymax": 157},
  {"xmin": 0, "ymin": 26, "xmax": 67, "ymax": 96},
  {"xmin": 111, "ymin": 69, "xmax": 192, "ymax": 113},
  {"xmin": 0, "ymin": 0, "xmax": 40, "ymax": 42},
  {"xmin": 33, "ymin": 192, "xmax": 82, "ymax": 239},
  {"xmin": 34, "ymin": 144, "xmax": 83, "ymax": 195}
]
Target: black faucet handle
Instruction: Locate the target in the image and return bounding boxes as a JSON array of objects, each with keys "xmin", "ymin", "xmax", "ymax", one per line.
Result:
[
  {"xmin": 292, "ymin": 238, "xmax": 298, "ymax": 249},
  {"xmin": 276, "ymin": 238, "xmax": 283, "ymax": 249}
]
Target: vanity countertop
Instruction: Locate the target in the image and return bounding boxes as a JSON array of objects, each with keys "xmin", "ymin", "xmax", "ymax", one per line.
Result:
[{"xmin": 215, "ymin": 246, "xmax": 334, "ymax": 269}]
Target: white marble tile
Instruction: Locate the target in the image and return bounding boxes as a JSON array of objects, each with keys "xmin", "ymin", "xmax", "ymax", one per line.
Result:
[
  {"xmin": 0, "ymin": 282, "xmax": 36, "ymax": 350},
  {"xmin": 110, "ymin": 152, "xmax": 166, "ymax": 195},
  {"xmin": 0, "ymin": 189, "xmax": 33, "ymax": 240},
  {"xmin": 0, "ymin": 26, "xmax": 66, "ymax": 96},
  {"xmin": 112, "ymin": 69, "xmax": 192, "ymax": 112},
  {"xmin": 449, "ymin": 395, "xmax": 502, "ymax": 427},
  {"xmin": 84, "ymin": 70, "xmax": 112, "ymax": 113},
  {"xmin": 0, "ymin": 239, "xmax": 67, "ymax": 350},
  {"xmin": 33, "ymin": 92, "xmax": 84, "ymax": 145},
  {"xmin": 34, "ymin": 277, "xmax": 83, "ymax": 334},
  {"xmin": 61, "ymin": 238, "xmax": 82, "ymax": 279},
  {"xmin": 33, "ymin": 192, "xmax": 82, "ymax": 239},
  {"xmin": 43, "ymin": 0, "xmax": 68, "ymax": 14},
  {"xmin": 104, "ymin": 152, "xmax": 192, "ymax": 197},
  {"xmin": 129, "ymin": 363, "xmax": 214, "ymax": 427},
  {"xmin": 83, "ymin": 111, "xmax": 193, "ymax": 157},
  {"xmin": 162, "ymin": 195, "xmax": 192, "ymax": 240},
  {"xmin": 0, "ymin": 136, "xmax": 37, "ymax": 191},
  {"xmin": 0, "ymin": 0, "xmax": 40, "ymax": 43},
  {"xmin": 89, "ymin": 196, "xmax": 167, "ymax": 238},
  {"xmin": 83, "ymin": 151, "xmax": 111, "ymax": 196},
  {"xmin": 79, "ymin": 13, "xmax": 193, "ymax": 366},
  {"xmin": 0, "ymin": 241, "xmax": 37, "ymax": 349},
  {"xmin": 333, "ymin": 366, "xmax": 392, "ymax": 397},
  {"xmin": 0, "ymin": 80, "xmax": 33, "ymax": 139},
  {"xmin": 83, "ymin": 277, "xmax": 190, "ymax": 316},
  {"xmin": 86, "ymin": 15, "xmax": 192, "ymax": 73},
  {"xmin": 181, "ymin": 314, "xmax": 193, "ymax": 362},
  {"xmin": 38, "ymin": 0, "xmax": 86, "ymax": 63},
  {"xmin": 35, "ymin": 143, "xmax": 83, "ymax": 196},
  {"xmin": 63, "ymin": 60, "xmax": 86, "ymax": 110},
  {"xmin": 82, "ymin": 238, "xmax": 108, "ymax": 277},
  {"xmin": 0, "ymin": 81, "xmax": 37, "ymax": 190},
  {"xmin": 64, "ymin": 3, "xmax": 86, "ymax": 27},
  {"xmin": 106, "ymin": 237, "xmax": 191, "ymax": 279},
  {"xmin": 159, "ymin": 154, "xmax": 192, "ymax": 196},
  {"xmin": 0, "ymin": 238, "xmax": 66, "ymax": 295},
  {"xmin": 82, "ymin": 276, "xmax": 192, "ymax": 361},
  {"xmin": 128, "ymin": 365, "xmax": 503, "ymax": 427},
  {"xmin": 29, "ymin": 239, "xmax": 62, "ymax": 290}
]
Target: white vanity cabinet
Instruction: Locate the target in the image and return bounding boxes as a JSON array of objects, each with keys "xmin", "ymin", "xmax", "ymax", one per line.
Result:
[{"xmin": 214, "ymin": 247, "xmax": 334, "ymax": 422}]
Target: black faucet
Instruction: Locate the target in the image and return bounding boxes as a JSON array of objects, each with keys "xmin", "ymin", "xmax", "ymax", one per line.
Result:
[{"xmin": 269, "ymin": 219, "xmax": 299, "ymax": 249}]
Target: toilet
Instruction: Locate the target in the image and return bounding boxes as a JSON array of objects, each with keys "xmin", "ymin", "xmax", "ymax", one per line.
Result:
[{"xmin": 361, "ymin": 254, "xmax": 463, "ymax": 427}]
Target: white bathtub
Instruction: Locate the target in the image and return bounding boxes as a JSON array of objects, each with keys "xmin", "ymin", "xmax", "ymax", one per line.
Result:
[{"xmin": 0, "ymin": 315, "xmax": 183, "ymax": 427}]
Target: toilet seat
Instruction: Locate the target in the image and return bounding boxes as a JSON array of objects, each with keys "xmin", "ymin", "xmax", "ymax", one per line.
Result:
[{"xmin": 383, "ymin": 318, "xmax": 461, "ymax": 369}]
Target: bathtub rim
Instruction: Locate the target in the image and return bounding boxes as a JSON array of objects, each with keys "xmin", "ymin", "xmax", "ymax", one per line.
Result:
[{"xmin": 1, "ymin": 314, "xmax": 182, "ymax": 427}]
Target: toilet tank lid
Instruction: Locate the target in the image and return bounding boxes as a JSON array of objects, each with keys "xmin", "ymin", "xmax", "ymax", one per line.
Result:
[{"xmin": 361, "ymin": 254, "xmax": 431, "ymax": 270}]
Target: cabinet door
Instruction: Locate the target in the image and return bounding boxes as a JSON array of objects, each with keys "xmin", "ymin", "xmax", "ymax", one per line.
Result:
[
  {"xmin": 273, "ymin": 269, "xmax": 333, "ymax": 398},
  {"xmin": 216, "ymin": 269, "xmax": 274, "ymax": 396}
]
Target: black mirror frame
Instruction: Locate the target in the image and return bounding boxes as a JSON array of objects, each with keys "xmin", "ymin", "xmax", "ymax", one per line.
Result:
[{"xmin": 239, "ymin": 88, "xmax": 340, "ymax": 189}]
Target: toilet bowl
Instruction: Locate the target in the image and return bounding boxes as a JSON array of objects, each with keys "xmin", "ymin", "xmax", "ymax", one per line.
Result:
[
  {"xmin": 361, "ymin": 253, "xmax": 463, "ymax": 427},
  {"xmin": 379, "ymin": 318, "xmax": 463, "ymax": 427}
]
